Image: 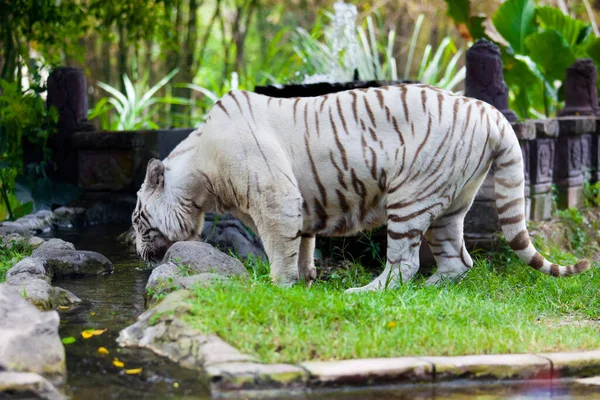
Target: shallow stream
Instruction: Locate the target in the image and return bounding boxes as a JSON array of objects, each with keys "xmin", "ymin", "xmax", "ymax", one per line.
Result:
[{"xmin": 42, "ymin": 226, "xmax": 600, "ymax": 400}]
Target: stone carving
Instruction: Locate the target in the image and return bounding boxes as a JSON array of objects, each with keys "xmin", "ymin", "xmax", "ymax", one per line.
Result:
[
  {"xmin": 558, "ymin": 59, "xmax": 598, "ymax": 117},
  {"xmin": 465, "ymin": 39, "xmax": 518, "ymax": 122},
  {"xmin": 530, "ymin": 138, "xmax": 555, "ymax": 190}
]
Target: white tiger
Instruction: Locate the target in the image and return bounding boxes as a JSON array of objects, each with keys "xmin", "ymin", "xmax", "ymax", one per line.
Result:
[{"xmin": 132, "ymin": 84, "xmax": 590, "ymax": 292}]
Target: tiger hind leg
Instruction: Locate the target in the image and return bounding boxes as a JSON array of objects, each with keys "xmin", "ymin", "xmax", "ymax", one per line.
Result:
[
  {"xmin": 345, "ymin": 206, "xmax": 434, "ymax": 293},
  {"xmin": 424, "ymin": 207, "xmax": 473, "ymax": 286}
]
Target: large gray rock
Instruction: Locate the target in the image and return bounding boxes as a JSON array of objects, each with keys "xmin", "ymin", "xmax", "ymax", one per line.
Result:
[
  {"xmin": 0, "ymin": 284, "xmax": 66, "ymax": 385},
  {"xmin": 145, "ymin": 262, "xmax": 226, "ymax": 307},
  {"xmin": 201, "ymin": 213, "xmax": 266, "ymax": 260},
  {"xmin": 162, "ymin": 241, "xmax": 249, "ymax": 277},
  {"xmin": 50, "ymin": 206, "xmax": 86, "ymax": 229},
  {"xmin": 6, "ymin": 259, "xmax": 81, "ymax": 311},
  {"xmin": 0, "ymin": 372, "xmax": 67, "ymax": 400},
  {"xmin": 118, "ymin": 290, "xmax": 256, "ymax": 370},
  {"xmin": 31, "ymin": 239, "xmax": 112, "ymax": 278},
  {"xmin": 0, "ymin": 222, "xmax": 29, "ymax": 237}
]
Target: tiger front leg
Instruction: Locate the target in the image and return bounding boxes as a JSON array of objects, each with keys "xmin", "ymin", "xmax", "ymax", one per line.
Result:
[
  {"xmin": 253, "ymin": 191, "xmax": 304, "ymax": 287},
  {"xmin": 298, "ymin": 235, "xmax": 317, "ymax": 285}
]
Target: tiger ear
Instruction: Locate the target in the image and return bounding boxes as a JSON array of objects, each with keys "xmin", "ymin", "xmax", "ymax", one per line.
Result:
[{"xmin": 145, "ymin": 159, "xmax": 165, "ymax": 189}]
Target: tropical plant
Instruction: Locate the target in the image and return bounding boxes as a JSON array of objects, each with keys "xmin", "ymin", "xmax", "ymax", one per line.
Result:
[
  {"xmin": 89, "ymin": 69, "xmax": 193, "ymax": 130},
  {"xmin": 292, "ymin": 10, "xmax": 466, "ymax": 91},
  {"xmin": 292, "ymin": 11, "xmax": 400, "ymax": 82},
  {"xmin": 444, "ymin": 0, "xmax": 600, "ymax": 119},
  {"xmin": 405, "ymin": 14, "xmax": 466, "ymax": 92},
  {"xmin": 0, "ymin": 75, "xmax": 60, "ymax": 220}
]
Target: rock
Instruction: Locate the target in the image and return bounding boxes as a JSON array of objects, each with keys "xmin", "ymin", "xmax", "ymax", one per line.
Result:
[
  {"xmin": 117, "ymin": 226, "xmax": 136, "ymax": 249},
  {"xmin": 201, "ymin": 213, "xmax": 266, "ymax": 260},
  {"xmin": 0, "ymin": 222, "xmax": 29, "ymax": 237},
  {"xmin": 32, "ymin": 240, "xmax": 112, "ymax": 278},
  {"xmin": 162, "ymin": 241, "xmax": 249, "ymax": 278},
  {"xmin": 27, "ymin": 236, "xmax": 45, "ymax": 248},
  {"xmin": 6, "ymin": 258, "xmax": 49, "ymax": 283},
  {"xmin": 33, "ymin": 239, "xmax": 75, "ymax": 253},
  {"xmin": 50, "ymin": 207, "xmax": 86, "ymax": 229},
  {"xmin": 14, "ymin": 215, "xmax": 50, "ymax": 233},
  {"xmin": 0, "ymin": 372, "xmax": 67, "ymax": 400},
  {"xmin": 6, "ymin": 257, "xmax": 81, "ymax": 310},
  {"xmin": 0, "ymin": 284, "xmax": 66, "ymax": 385},
  {"xmin": 145, "ymin": 262, "xmax": 226, "ymax": 307},
  {"xmin": 1, "ymin": 233, "xmax": 26, "ymax": 248},
  {"xmin": 118, "ymin": 290, "xmax": 256, "ymax": 370}
]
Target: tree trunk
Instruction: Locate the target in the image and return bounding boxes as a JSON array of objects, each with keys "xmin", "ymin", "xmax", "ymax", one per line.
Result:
[{"xmin": 118, "ymin": 21, "xmax": 127, "ymax": 93}]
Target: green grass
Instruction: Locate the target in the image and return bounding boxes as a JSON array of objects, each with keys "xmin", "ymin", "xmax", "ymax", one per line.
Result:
[
  {"xmin": 183, "ymin": 243, "xmax": 600, "ymax": 364},
  {"xmin": 0, "ymin": 238, "xmax": 32, "ymax": 282}
]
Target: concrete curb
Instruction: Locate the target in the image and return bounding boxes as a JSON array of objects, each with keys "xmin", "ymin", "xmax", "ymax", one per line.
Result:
[{"xmin": 204, "ymin": 346, "xmax": 600, "ymax": 394}]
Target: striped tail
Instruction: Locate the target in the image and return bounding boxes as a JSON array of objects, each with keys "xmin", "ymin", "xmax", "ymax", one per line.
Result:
[{"xmin": 492, "ymin": 120, "xmax": 590, "ymax": 277}]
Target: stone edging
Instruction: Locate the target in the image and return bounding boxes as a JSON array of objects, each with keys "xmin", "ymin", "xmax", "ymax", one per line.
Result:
[
  {"xmin": 206, "ymin": 350, "xmax": 600, "ymax": 393},
  {"xmin": 117, "ymin": 290, "xmax": 600, "ymax": 396}
]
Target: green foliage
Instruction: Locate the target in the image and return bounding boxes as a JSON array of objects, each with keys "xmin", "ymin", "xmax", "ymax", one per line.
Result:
[
  {"xmin": 0, "ymin": 238, "xmax": 32, "ymax": 282},
  {"xmin": 492, "ymin": 0, "xmax": 538, "ymax": 54},
  {"xmin": 292, "ymin": 10, "xmax": 465, "ymax": 90},
  {"xmin": 90, "ymin": 69, "xmax": 192, "ymax": 130},
  {"xmin": 584, "ymin": 181, "xmax": 600, "ymax": 207},
  {"xmin": 444, "ymin": 0, "xmax": 600, "ymax": 119},
  {"xmin": 0, "ymin": 74, "xmax": 59, "ymax": 220}
]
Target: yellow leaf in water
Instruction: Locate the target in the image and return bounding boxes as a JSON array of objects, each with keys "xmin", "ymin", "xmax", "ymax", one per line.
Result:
[
  {"xmin": 125, "ymin": 368, "xmax": 142, "ymax": 375},
  {"xmin": 113, "ymin": 358, "xmax": 125, "ymax": 368},
  {"xmin": 90, "ymin": 312, "xmax": 96, "ymax": 316},
  {"xmin": 59, "ymin": 306, "xmax": 70, "ymax": 310},
  {"xmin": 81, "ymin": 329, "xmax": 107, "ymax": 339},
  {"xmin": 173, "ymin": 382, "xmax": 179, "ymax": 388},
  {"xmin": 97, "ymin": 347, "xmax": 109, "ymax": 355},
  {"xmin": 387, "ymin": 321, "xmax": 397, "ymax": 328}
]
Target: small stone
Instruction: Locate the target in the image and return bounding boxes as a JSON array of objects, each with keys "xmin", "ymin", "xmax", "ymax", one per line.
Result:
[
  {"xmin": 300, "ymin": 358, "xmax": 432, "ymax": 386},
  {"xmin": 162, "ymin": 242, "xmax": 249, "ymax": 278},
  {"xmin": 6, "ymin": 278, "xmax": 81, "ymax": 311},
  {"xmin": 33, "ymin": 239, "xmax": 76, "ymax": 253},
  {"xmin": 51, "ymin": 206, "xmax": 86, "ymax": 229},
  {"xmin": 32, "ymin": 242, "xmax": 113, "ymax": 278},
  {"xmin": 0, "ymin": 372, "xmax": 67, "ymax": 400},
  {"xmin": 0, "ymin": 222, "xmax": 29, "ymax": 237},
  {"xmin": 28, "ymin": 236, "xmax": 46, "ymax": 248},
  {"xmin": 6, "ymin": 258, "xmax": 49, "ymax": 283},
  {"xmin": 145, "ymin": 262, "xmax": 227, "ymax": 307},
  {"xmin": 0, "ymin": 284, "xmax": 66, "ymax": 385}
]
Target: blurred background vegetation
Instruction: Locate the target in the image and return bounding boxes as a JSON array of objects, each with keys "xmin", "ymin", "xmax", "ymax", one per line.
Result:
[{"xmin": 2, "ymin": 0, "xmax": 600, "ymax": 220}]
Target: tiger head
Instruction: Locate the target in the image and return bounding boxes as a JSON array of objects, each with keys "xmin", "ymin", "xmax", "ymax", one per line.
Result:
[{"xmin": 132, "ymin": 158, "xmax": 205, "ymax": 262}]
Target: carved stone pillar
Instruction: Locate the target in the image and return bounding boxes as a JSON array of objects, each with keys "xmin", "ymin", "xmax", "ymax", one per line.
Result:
[
  {"xmin": 553, "ymin": 117, "xmax": 595, "ymax": 209},
  {"xmin": 46, "ymin": 67, "xmax": 94, "ymax": 184},
  {"xmin": 558, "ymin": 59, "xmax": 598, "ymax": 117},
  {"xmin": 529, "ymin": 119, "xmax": 558, "ymax": 221},
  {"xmin": 593, "ymin": 122, "xmax": 600, "ymax": 183},
  {"xmin": 465, "ymin": 39, "xmax": 518, "ymax": 123}
]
